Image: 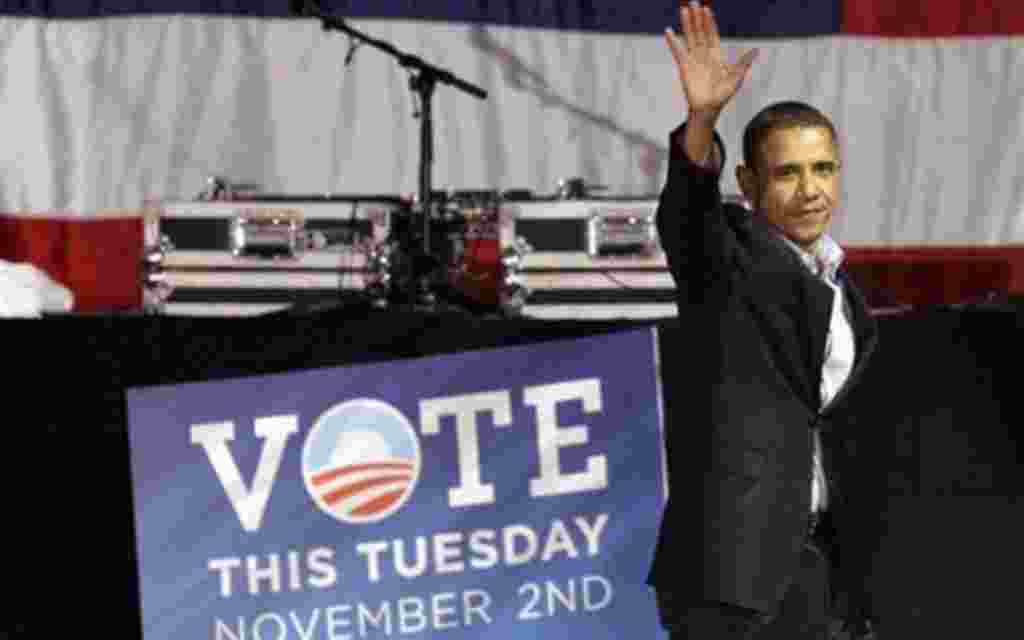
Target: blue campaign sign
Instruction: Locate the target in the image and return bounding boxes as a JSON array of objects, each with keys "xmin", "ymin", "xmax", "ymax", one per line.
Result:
[{"xmin": 126, "ymin": 328, "xmax": 668, "ymax": 640}]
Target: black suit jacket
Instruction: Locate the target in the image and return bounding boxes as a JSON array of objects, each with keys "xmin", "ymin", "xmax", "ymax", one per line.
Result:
[{"xmin": 647, "ymin": 123, "xmax": 879, "ymax": 617}]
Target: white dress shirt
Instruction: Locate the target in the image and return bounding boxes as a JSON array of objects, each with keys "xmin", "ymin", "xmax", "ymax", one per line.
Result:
[{"xmin": 780, "ymin": 234, "xmax": 856, "ymax": 513}]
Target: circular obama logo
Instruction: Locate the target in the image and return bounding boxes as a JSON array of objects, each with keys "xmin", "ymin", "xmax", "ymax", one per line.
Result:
[{"xmin": 302, "ymin": 399, "xmax": 421, "ymax": 524}]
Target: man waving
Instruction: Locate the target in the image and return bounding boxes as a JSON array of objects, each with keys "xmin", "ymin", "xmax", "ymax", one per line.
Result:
[{"xmin": 648, "ymin": 2, "xmax": 881, "ymax": 639}]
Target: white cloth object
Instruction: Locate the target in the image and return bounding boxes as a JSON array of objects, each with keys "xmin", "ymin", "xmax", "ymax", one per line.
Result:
[
  {"xmin": 811, "ymin": 429, "xmax": 829, "ymax": 513},
  {"xmin": 0, "ymin": 260, "xmax": 75, "ymax": 318}
]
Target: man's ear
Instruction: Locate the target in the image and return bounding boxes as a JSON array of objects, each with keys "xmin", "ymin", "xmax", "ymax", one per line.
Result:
[{"xmin": 736, "ymin": 164, "xmax": 758, "ymax": 209}]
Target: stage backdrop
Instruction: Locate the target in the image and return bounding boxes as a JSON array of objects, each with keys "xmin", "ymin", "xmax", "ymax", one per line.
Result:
[
  {"xmin": 2, "ymin": 1, "xmax": 1024, "ymax": 309},
  {"xmin": 125, "ymin": 327, "xmax": 667, "ymax": 640}
]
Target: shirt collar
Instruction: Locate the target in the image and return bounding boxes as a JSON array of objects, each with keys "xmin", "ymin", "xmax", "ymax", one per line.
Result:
[{"xmin": 778, "ymin": 233, "xmax": 845, "ymax": 282}]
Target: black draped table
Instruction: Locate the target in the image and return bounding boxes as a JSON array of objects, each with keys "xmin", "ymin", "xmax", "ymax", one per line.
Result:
[{"xmin": 5, "ymin": 305, "xmax": 1022, "ymax": 637}]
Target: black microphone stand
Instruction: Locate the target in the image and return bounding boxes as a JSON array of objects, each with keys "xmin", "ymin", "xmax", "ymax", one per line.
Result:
[{"xmin": 305, "ymin": 6, "xmax": 488, "ymax": 308}]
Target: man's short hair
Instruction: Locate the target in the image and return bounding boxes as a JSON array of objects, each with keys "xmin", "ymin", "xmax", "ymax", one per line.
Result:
[{"xmin": 742, "ymin": 101, "xmax": 838, "ymax": 171}]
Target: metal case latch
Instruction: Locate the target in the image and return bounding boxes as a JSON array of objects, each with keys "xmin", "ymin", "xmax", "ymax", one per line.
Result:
[
  {"xmin": 229, "ymin": 209, "xmax": 305, "ymax": 259},
  {"xmin": 586, "ymin": 210, "xmax": 658, "ymax": 257}
]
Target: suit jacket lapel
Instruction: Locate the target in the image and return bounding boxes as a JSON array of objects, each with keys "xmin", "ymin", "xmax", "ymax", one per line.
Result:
[
  {"xmin": 802, "ymin": 274, "xmax": 834, "ymax": 412},
  {"xmin": 743, "ymin": 214, "xmax": 823, "ymax": 408},
  {"xmin": 745, "ymin": 214, "xmax": 879, "ymax": 414}
]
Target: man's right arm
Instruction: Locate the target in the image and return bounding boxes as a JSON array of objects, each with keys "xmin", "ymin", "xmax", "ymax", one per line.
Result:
[
  {"xmin": 656, "ymin": 116, "xmax": 732, "ymax": 304},
  {"xmin": 684, "ymin": 109, "xmax": 720, "ymax": 168},
  {"xmin": 660, "ymin": 1, "xmax": 757, "ymax": 304}
]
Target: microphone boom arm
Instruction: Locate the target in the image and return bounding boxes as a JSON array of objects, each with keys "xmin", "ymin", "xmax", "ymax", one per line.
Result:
[
  {"xmin": 315, "ymin": 12, "xmax": 486, "ymax": 99},
  {"xmin": 304, "ymin": 6, "xmax": 488, "ymax": 303}
]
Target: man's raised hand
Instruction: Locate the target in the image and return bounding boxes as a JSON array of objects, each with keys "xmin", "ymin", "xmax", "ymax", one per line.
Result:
[{"xmin": 665, "ymin": 1, "xmax": 758, "ymax": 121}]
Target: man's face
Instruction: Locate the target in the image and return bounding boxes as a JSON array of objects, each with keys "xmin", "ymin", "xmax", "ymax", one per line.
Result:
[{"xmin": 738, "ymin": 126, "xmax": 841, "ymax": 250}]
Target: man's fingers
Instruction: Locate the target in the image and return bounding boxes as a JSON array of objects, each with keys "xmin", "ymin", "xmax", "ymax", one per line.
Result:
[
  {"xmin": 705, "ymin": 6, "xmax": 722, "ymax": 51},
  {"xmin": 680, "ymin": 4, "xmax": 694, "ymax": 50},
  {"xmin": 737, "ymin": 48, "xmax": 759, "ymax": 69},
  {"xmin": 664, "ymin": 29, "xmax": 688, "ymax": 68},
  {"xmin": 729, "ymin": 49, "xmax": 758, "ymax": 90},
  {"xmin": 696, "ymin": 5, "xmax": 713, "ymax": 42},
  {"xmin": 683, "ymin": 3, "xmax": 704, "ymax": 50}
]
